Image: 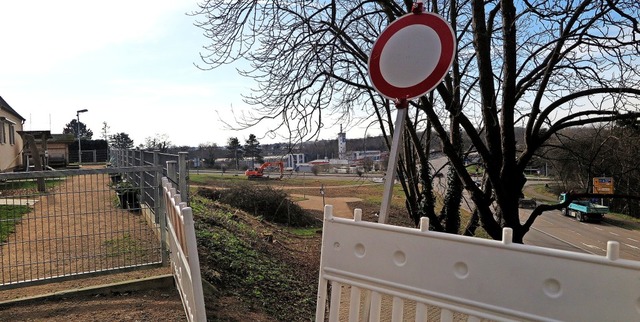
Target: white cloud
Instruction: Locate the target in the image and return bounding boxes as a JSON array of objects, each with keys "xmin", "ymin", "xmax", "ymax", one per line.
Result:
[{"xmin": 0, "ymin": 0, "xmax": 188, "ymax": 74}]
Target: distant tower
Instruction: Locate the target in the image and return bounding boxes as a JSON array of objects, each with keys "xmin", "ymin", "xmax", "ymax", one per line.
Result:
[{"xmin": 338, "ymin": 124, "xmax": 347, "ymax": 160}]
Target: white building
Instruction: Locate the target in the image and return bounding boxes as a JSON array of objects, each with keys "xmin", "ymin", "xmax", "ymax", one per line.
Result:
[
  {"xmin": 285, "ymin": 153, "xmax": 305, "ymax": 169},
  {"xmin": 338, "ymin": 125, "xmax": 346, "ymax": 160}
]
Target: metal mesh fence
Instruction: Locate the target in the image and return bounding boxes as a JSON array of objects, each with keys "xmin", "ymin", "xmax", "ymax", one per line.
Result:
[
  {"xmin": 0, "ymin": 166, "xmax": 164, "ymax": 288},
  {"xmin": 111, "ymin": 149, "xmax": 189, "ymax": 206}
]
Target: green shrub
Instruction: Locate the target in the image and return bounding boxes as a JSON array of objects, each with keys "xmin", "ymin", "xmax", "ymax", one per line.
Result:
[{"xmin": 196, "ymin": 185, "xmax": 314, "ymax": 227}]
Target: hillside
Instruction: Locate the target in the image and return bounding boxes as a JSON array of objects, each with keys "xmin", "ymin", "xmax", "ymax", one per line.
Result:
[{"xmin": 192, "ymin": 194, "xmax": 322, "ymax": 321}]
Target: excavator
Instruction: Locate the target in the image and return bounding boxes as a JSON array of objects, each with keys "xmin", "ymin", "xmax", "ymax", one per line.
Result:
[{"xmin": 244, "ymin": 161, "xmax": 285, "ymax": 180}]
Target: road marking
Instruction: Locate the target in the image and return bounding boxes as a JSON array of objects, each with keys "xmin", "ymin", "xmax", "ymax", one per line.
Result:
[
  {"xmin": 624, "ymin": 243, "xmax": 639, "ymax": 250},
  {"xmin": 593, "ymin": 226, "xmax": 603, "ymax": 231},
  {"xmin": 609, "ymin": 232, "xmax": 620, "ymax": 236},
  {"xmin": 628, "ymin": 238, "xmax": 639, "ymax": 243},
  {"xmin": 581, "ymin": 243, "xmax": 605, "ymax": 252},
  {"xmin": 527, "ymin": 226, "xmax": 594, "ymax": 254}
]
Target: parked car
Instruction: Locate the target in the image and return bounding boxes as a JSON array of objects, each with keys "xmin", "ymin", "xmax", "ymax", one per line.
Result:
[{"xmin": 518, "ymin": 198, "xmax": 537, "ymax": 209}]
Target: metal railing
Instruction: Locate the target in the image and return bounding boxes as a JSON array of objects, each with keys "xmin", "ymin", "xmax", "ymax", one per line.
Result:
[
  {"xmin": 0, "ymin": 166, "xmax": 165, "ymax": 288},
  {"xmin": 68, "ymin": 149, "xmax": 109, "ymax": 163},
  {"xmin": 111, "ymin": 149, "xmax": 189, "ymax": 205}
]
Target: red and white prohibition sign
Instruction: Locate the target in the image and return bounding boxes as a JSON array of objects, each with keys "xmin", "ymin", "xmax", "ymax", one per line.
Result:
[
  {"xmin": 368, "ymin": 11, "xmax": 456, "ymax": 101},
  {"xmin": 370, "ymin": 7, "xmax": 456, "ymax": 224}
]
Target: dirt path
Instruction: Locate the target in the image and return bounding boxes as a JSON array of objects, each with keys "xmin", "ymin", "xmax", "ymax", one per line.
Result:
[
  {"xmin": 291, "ymin": 194, "xmax": 362, "ymax": 219},
  {"xmin": 1, "ymin": 169, "xmax": 160, "ymax": 286},
  {"xmin": 0, "ymin": 168, "xmax": 183, "ymax": 321}
]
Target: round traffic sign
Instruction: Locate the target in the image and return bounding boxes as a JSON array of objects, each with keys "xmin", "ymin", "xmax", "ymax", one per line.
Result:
[{"xmin": 368, "ymin": 12, "xmax": 456, "ymax": 101}]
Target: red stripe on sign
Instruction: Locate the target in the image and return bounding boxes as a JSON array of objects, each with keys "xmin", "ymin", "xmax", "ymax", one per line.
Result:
[{"xmin": 368, "ymin": 13, "xmax": 456, "ymax": 100}]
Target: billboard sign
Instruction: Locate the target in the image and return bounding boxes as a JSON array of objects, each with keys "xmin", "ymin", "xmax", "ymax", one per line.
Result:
[{"xmin": 593, "ymin": 177, "xmax": 614, "ymax": 194}]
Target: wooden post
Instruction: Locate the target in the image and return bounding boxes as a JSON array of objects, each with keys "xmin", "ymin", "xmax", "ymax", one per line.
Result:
[
  {"xmin": 178, "ymin": 152, "xmax": 188, "ymax": 204},
  {"xmin": 167, "ymin": 161, "xmax": 177, "ymax": 185},
  {"xmin": 22, "ymin": 134, "xmax": 46, "ymax": 192}
]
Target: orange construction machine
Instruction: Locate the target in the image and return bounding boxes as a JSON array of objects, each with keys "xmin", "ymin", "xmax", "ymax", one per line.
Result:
[{"xmin": 244, "ymin": 161, "xmax": 285, "ymax": 180}]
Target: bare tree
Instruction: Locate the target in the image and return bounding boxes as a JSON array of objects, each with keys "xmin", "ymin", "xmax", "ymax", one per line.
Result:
[
  {"xmin": 546, "ymin": 122, "xmax": 640, "ymax": 216},
  {"xmin": 101, "ymin": 122, "xmax": 110, "ymax": 141},
  {"xmin": 144, "ymin": 133, "xmax": 172, "ymax": 152},
  {"xmin": 193, "ymin": 0, "xmax": 640, "ymax": 242}
]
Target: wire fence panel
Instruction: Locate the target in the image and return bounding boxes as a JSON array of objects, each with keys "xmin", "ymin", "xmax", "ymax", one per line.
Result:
[
  {"xmin": 111, "ymin": 149, "xmax": 189, "ymax": 205},
  {"xmin": 68, "ymin": 149, "xmax": 109, "ymax": 163},
  {"xmin": 0, "ymin": 166, "xmax": 164, "ymax": 288}
]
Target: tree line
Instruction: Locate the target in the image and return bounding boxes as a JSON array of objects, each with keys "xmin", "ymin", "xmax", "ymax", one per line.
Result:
[{"xmin": 546, "ymin": 121, "xmax": 640, "ymax": 216}]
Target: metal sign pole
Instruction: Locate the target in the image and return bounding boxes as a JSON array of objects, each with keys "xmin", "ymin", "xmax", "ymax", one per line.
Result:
[
  {"xmin": 378, "ymin": 103, "xmax": 408, "ymax": 224},
  {"xmin": 367, "ymin": 1, "xmax": 454, "ymax": 224}
]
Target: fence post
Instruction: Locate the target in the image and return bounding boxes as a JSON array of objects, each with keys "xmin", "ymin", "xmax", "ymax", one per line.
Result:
[
  {"xmin": 92, "ymin": 150, "xmax": 97, "ymax": 163},
  {"xmin": 157, "ymin": 167, "xmax": 168, "ymax": 266},
  {"xmin": 153, "ymin": 151, "xmax": 161, "ymax": 223},
  {"xmin": 178, "ymin": 152, "xmax": 188, "ymax": 204},
  {"xmin": 125, "ymin": 150, "xmax": 130, "ymax": 180},
  {"xmin": 138, "ymin": 151, "xmax": 145, "ymax": 206},
  {"xmin": 167, "ymin": 161, "xmax": 177, "ymax": 185}
]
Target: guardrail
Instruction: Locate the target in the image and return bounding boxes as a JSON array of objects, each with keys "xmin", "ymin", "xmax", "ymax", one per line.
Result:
[{"xmin": 316, "ymin": 205, "xmax": 640, "ymax": 321}]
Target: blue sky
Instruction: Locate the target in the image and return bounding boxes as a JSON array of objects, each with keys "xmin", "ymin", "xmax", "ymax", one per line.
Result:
[{"xmin": 0, "ymin": 1, "xmax": 353, "ymax": 147}]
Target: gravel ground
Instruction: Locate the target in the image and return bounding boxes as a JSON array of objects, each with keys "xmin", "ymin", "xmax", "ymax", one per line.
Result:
[{"xmin": 0, "ymin": 167, "xmax": 185, "ymax": 321}]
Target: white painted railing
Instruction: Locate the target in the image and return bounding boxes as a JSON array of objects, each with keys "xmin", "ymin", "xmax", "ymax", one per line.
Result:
[
  {"xmin": 163, "ymin": 178, "xmax": 206, "ymax": 322},
  {"xmin": 316, "ymin": 205, "xmax": 640, "ymax": 321}
]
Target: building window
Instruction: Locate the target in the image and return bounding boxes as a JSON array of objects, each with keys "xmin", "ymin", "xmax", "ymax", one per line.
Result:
[
  {"xmin": 0, "ymin": 122, "xmax": 5, "ymax": 144},
  {"xmin": 9, "ymin": 123, "xmax": 15, "ymax": 145}
]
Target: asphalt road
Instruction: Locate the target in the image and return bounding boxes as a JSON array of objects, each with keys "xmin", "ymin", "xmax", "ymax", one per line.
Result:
[
  {"xmin": 429, "ymin": 156, "xmax": 640, "ymax": 261},
  {"xmin": 521, "ymin": 208, "xmax": 640, "ymax": 261}
]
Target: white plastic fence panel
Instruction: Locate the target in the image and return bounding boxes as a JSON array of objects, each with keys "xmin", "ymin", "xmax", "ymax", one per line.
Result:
[
  {"xmin": 163, "ymin": 178, "xmax": 206, "ymax": 322},
  {"xmin": 316, "ymin": 205, "xmax": 640, "ymax": 322}
]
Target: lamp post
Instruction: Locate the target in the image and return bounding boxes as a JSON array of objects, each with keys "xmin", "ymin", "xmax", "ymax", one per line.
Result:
[
  {"xmin": 76, "ymin": 109, "xmax": 88, "ymax": 166},
  {"xmin": 362, "ymin": 120, "xmax": 378, "ymax": 172}
]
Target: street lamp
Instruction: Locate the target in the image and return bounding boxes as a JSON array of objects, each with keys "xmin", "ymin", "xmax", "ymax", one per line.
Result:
[
  {"xmin": 362, "ymin": 120, "xmax": 378, "ymax": 172},
  {"xmin": 76, "ymin": 109, "xmax": 88, "ymax": 166}
]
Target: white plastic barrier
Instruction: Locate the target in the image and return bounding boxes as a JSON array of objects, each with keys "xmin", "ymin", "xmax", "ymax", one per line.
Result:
[
  {"xmin": 316, "ymin": 205, "xmax": 640, "ymax": 321},
  {"xmin": 163, "ymin": 178, "xmax": 206, "ymax": 322}
]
